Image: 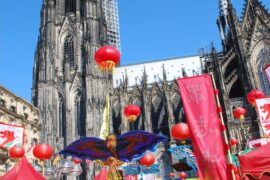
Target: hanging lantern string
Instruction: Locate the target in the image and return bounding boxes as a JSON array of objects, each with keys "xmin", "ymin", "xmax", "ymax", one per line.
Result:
[{"xmin": 210, "ymin": 73, "xmax": 236, "ymax": 180}]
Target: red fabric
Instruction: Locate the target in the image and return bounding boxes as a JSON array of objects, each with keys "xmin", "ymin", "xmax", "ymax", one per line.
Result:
[
  {"xmin": 94, "ymin": 167, "xmax": 108, "ymax": 180},
  {"xmin": 239, "ymin": 142, "xmax": 270, "ymax": 179},
  {"xmin": 124, "ymin": 174, "xmax": 138, "ymax": 180},
  {"xmin": 177, "ymin": 74, "xmax": 230, "ymax": 180},
  {"xmin": 0, "ymin": 156, "xmax": 45, "ymax": 180}
]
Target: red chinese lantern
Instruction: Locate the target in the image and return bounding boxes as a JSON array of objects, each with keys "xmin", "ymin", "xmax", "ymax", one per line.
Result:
[
  {"xmin": 179, "ymin": 171, "xmax": 186, "ymax": 179},
  {"xmin": 247, "ymin": 89, "xmax": 264, "ymax": 106},
  {"xmin": 169, "ymin": 172, "xmax": 174, "ymax": 178},
  {"xmin": 94, "ymin": 46, "xmax": 120, "ymax": 71},
  {"xmin": 230, "ymin": 138, "xmax": 239, "ymax": 146},
  {"xmin": 233, "ymin": 107, "xmax": 246, "ymax": 120},
  {"xmin": 33, "ymin": 144, "xmax": 53, "ymax": 161},
  {"xmin": 9, "ymin": 146, "xmax": 25, "ymax": 159},
  {"xmin": 123, "ymin": 105, "xmax": 141, "ymax": 122},
  {"xmin": 139, "ymin": 153, "xmax": 155, "ymax": 167},
  {"xmin": 73, "ymin": 158, "xmax": 82, "ymax": 164},
  {"xmin": 171, "ymin": 123, "xmax": 190, "ymax": 141}
]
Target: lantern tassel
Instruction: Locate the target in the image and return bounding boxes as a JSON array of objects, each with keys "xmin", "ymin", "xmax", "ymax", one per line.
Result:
[
  {"xmin": 40, "ymin": 161, "xmax": 44, "ymax": 176},
  {"xmin": 128, "ymin": 115, "xmax": 137, "ymax": 122},
  {"xmin": 240, "ymin": 115, "xmax": 245, "ymax": 121}
]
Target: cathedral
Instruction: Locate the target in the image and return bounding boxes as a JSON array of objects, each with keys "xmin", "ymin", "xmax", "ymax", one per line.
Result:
[{"xmin": 31, "ymin": 0, "xmax": 270, "ymax": 179}]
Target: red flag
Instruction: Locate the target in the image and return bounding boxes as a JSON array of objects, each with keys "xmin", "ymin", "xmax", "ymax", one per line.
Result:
[
  {"xmin": 255, "ymin": 98, "xmax": 270, "ymax": 137},
  {"xmin": 177, "ymin": 74, "xmax": 229, "ymax": 180}
]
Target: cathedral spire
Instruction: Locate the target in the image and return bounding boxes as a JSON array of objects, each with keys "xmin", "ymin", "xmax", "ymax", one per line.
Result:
[{"xmin": 219, "ymin": 0, "xmax": 230, "ymax": 16}]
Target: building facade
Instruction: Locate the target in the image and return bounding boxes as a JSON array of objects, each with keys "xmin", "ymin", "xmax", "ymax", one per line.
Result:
[
  {"xmin": 204, "ymin": 0, "xmax": 270, "ymax": 150},
  {"xmin": 0, "ymin": 85, "xmax": 40, "ymax": 176},
  {"xmin": 102, "ymin": 0, "xmax": 121, "ymax": 50},
  {"xmin": 32, "ymin": 0, "xmax": 270, "ymax": 179},
  {"xmin": 32, "ymin": 0, "xmax": 112, "ymax": 152}
]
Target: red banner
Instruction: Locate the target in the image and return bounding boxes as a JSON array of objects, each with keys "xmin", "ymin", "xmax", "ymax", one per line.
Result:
[
  {"xmin": 255, "ymin": 98, "xmax": 270, "ymax": 137},
  {"xmin": 177, "ymin": 74, "xmax": 229, "ymax": 180}
]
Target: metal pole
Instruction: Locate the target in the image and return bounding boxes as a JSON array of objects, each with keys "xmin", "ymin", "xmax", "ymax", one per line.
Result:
[{"xmin": 210, "ymin": 73, "xmax": 236, "ymax": 180}]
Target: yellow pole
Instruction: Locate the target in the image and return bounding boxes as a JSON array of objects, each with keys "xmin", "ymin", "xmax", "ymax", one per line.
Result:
[{"xmin": 210, "ymin": 73, "xmax": 236, "ymax": 180}]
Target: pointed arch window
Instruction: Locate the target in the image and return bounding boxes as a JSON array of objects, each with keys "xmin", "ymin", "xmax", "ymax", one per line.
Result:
[
  {"xmin": 80, "ymin": 0, "xmax": 85, "ymax": 19},
  {"xmin": 58, "ymin": 97, "xmax": 66, "ymax": 137},
  {"xmin": 74, "ymin": 94, "xmax": 85, "ymax": 136},
  {"xmin": 65, "ymin": 0, "xmax": 76, "ymax": 14},
  {"xmin": 64, "ymin": 34, "xmax": 75, "ymax": 68},
  {"xmin": 257, "ymin": 47, "xmax": 270, "ymax": 96}
]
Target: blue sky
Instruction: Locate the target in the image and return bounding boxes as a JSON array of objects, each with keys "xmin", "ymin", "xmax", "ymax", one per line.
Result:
[{"xmin": 0, "ymin": 0, "xmax": 270, "ymax": 101}]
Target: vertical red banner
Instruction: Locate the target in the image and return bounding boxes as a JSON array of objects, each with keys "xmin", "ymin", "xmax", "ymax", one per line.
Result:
[{"xmin": 177, "ymin": 74, "xmax": 229, "ymax": 180}]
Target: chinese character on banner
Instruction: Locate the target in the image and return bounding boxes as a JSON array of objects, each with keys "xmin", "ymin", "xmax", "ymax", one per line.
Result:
[
  {"xmin": 0, "ymin": 122, "xmax": 24, "ymax": 148},
  {"xmin": 177, "ymin": 74, "xmax": 229, "ymax": 180},
  {"xmin": 255, "ymin": 98, "xmax": 270, "ymax": 137},
  {"xmin": 264, "ymin": 64, "xmax": 270, "ymax": 83}
]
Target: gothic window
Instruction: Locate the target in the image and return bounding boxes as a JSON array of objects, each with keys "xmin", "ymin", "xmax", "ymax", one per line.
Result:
[
  {"xmin": 112, "ymin": 101, "xmax": 121, "ymax": 135},
  {"xmin": 171, "ymin": 93, "xmax": 185, "ymax": 123},
  {"xmin": 65, "ymin": 0, "xmax": 76, "ymax": 14},
  {"xmin": 80, "ymin": 0, "xmax": 85, "ymax": 19},
  {"xmin": 151, "ymin": 95, "xmax": 169, "ymax": 137},
  {"xmin": 256, "ymin": 47, "xmax": 270, "ymax": 95},
  {"xmin": 58, "ymin": 97, "xmax": 66, "ymax": 137},
  {"xmin": 74, "ymin": 94, "xmax": 85, "ymax": 136},
  {"xmin": 64, "ymin": 34, "xmax": 75, "ymax": 68}
]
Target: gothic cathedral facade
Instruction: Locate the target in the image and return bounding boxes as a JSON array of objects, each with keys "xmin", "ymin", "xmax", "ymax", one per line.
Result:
[
  {"xmin": 32, "ymin": 0, "xmax": 112, "ymax": 153},
  {"xmin": 204, "ymin": 0, "xmax": 270, "ymax": 149}
]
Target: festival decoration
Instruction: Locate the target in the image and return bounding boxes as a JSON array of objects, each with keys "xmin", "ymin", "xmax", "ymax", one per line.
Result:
[
  {"xmin": 59, "ymin": 130, "xmax": 167, "ymax": 162},
  {"xmin": 122, "ymin": 164, "xmax": 160, "ymax": 175},
  {"xmin": 230, "ymin": 138, "xmax": 238, "ymax": 146},
  {"xmin": 0, "ymin": 123, "xmax": 24, "ymax": 148},
  {"xmin": 177, "ymin": 74, "xmax": 230, "ymax": 179},
  {"xmin": 9, "ymin": 145, "xmax": 25, "ymax": 158},
  {"xmin": 179, "ymin": 171, "xmax": 186, "ymax": 179},
  {"xmin": 33, "ymin": 144, "xmax": 53, "ymax": 161},
  {"xmin": 171, "ymin": 123, "xmax": 190, "ymax": 141},
  {"xmin": 94, "ymin": 46, "xmax": 120, "ymax": 71},
  {"xmin": 139, "ymin": 153, "xmax": 155, "ymax": 166},
  {"xmin": 173, "ymin": 162, "xmax": 192, "ymax": 171},
  {"xmin": 247, "ymin": 89, "xmax": 264, "ymax": 106},
  {"xmin": 124, "ymin": 105, "xmax": 141, "ymax": 122},
  {"xmin": 168, "ymin": 145, "xmax": 197, "ymax": 170},
  {"xmin": 255, "ymin": 98, "xmax": 270, "ymax": 137},
  {"xmin": 233, "ymin": 107, "xmax": 246, "ymax": 120},
  {"xmin": 239, "ymin": 143, "xmax": 270, "ymax": 179},
  {"xmin": 95, "ymin": 157, "xmax": 124, "ymax": 179},
  {"xmin": 73, "ymin": 157, "xmax": 82, "ymax": 164},
  {"xmin": 0, "ymin": 157, "xmax": 45, "ymax": 180},
  {"xmin": 169, "ymin": 172, "xmax": 174, "ymax": 178}
]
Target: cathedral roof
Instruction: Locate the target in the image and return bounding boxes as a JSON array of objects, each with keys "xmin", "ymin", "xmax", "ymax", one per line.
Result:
[{"xmin": 113, "ymin": 55, "xmax": 204, "ymax": 87}]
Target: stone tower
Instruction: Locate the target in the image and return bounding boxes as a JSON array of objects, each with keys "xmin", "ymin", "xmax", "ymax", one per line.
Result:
[
  {"xmin": 204, "ymin": 0, "xmax": 270, "ymax": 149},
  {"xmin": 32, "ymin": 0, "xmax": 112, "ymax": 152}
]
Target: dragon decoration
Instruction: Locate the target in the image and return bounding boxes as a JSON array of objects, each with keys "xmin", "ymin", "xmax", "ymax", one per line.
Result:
[{"xmin": 59, "ymin": 130, "xmax": 167, "ymax": 178}]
